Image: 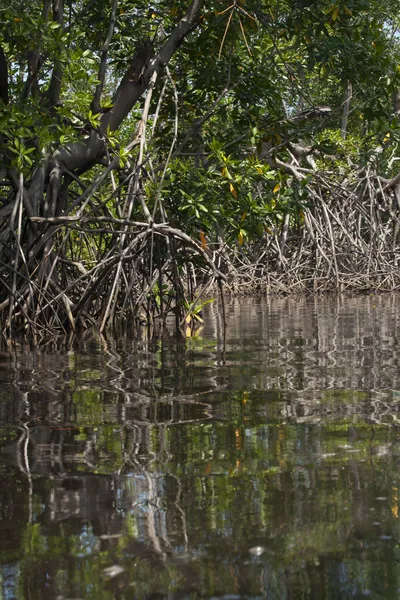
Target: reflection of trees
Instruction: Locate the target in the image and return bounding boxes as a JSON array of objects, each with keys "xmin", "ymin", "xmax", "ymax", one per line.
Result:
[
  {"xmin": 0, "ymin": 333, "xmax": 222, "ymax": 598},
  {"xmin": 3, "ymin": 421, "xmax": 400, "ymax": 599},
  {"xmin": 1, "ymin": 296, "xmax": 400, "ymax": 597}
]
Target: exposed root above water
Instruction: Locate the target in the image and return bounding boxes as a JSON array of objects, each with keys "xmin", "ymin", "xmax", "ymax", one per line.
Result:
[
  {"xmin": 2, "ymin": 164, "xmax": 400, "ymax": 338},
  {"xmin": 220, "ymin": 166, "xmax": 400, "ymax": 296}
]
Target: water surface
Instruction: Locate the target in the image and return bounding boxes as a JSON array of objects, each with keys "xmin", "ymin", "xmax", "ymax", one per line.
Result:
[{"xmin": 1, "ymin": 295, "xmax": 400, "ymax": 599}]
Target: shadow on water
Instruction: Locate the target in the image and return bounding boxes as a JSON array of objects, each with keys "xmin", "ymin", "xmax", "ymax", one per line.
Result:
[{"xmin": 1, "ymin": 295, "xmax": 400, "ymax": 598}]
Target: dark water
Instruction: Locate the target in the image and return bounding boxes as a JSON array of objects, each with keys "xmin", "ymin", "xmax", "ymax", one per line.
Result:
[{"xmin": 2, "ymin": 296, "xmax": 400, "ymax": 599}]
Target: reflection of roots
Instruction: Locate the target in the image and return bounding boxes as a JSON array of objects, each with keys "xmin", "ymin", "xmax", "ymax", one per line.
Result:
[{"xmin": 5, "ymin": 395, "xmax": 213, "ymax": 478}]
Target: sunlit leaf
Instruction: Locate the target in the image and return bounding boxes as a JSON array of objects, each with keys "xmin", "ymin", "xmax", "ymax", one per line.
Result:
[
  {"xmin": 331, "ymin": 6, "xmax": 340, "ymax": 21},
  {"xmin": 230, "ymin": 183, "xmax": 238, "ymax": 198},
  {"xmin": 199, "ymin": 230, "xmax": 208, "ymax": 250}
]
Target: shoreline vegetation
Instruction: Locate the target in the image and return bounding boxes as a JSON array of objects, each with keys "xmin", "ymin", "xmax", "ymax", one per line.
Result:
[
  {"xmin": 219, "ymin": 166, "xmax": 400, "ymax": 295},
  {"xmin": 1, "ymin": 1, "xmax": 400, "ymax": 337}
]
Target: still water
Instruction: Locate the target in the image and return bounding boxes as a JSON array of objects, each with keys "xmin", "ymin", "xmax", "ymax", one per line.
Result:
[{"xmin": 1, "ymin": 295, "xmax": 400, "ymax": 599}]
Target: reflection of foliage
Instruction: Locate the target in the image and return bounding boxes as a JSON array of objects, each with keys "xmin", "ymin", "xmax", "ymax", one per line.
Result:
[
  {"xmin": 1, "ymin": 297, "xmax": 400, "ymax": 596},
  {"xmin": 3, "ymin": 416, "xmax": 400, "ymax": 599}
]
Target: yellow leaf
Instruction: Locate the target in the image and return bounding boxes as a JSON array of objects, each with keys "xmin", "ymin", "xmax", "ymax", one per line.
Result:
[
  {"xmin": 199, "ymin": 230, "xmax": 207, "ymax": 250},
  {"xmin": 185, "ymin": 314, "xmax": 192, "ymax": 324},
  {"xmin": 14, "ymin": 17, "xmax": 22, "ymax": 22},
  {"xmin": 256, "ymin": 167, "xmax": 263, "ymax": 174},
  {"xmin": 344, "ymin": 5, "xmax": 352, "ymax": 15},
  {"xmin": 230, "ymin": 183, "xmax": 238, "ymax": 198},
  {"xmin": 372, "ymin": 41, "xmax": 376, "ymax": 48},
  {"xmin": 240, "ymin": 211, "xmax": 246, "ymax": 222},
  {"xmin": 185, "ymin": 327, "xmax": 192, "ymax": 338},
  {"xmin": 273, "ymin": 183, "xmax": 280, "ymax": 193},
  {"xmin": 331, "ymin": 5, "xmax": 339, "ymax": 20},
  {"xmin": 325, "ymin": 3, "xmax": 336, "ymax": 13},
  {"xmin": 192, "ymin": 325, "xmax": 204, "ymax": 338},
  {"xmin": 238, "ymin": 231, "xmax": 244, "ymax": 246}
]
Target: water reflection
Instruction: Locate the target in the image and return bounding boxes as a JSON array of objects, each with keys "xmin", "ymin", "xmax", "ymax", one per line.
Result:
[{"xmin": 1, "ymin": 296, "xmax": 400, "ymax": 598}]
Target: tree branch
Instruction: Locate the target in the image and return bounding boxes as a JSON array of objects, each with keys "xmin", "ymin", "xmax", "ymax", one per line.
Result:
[
  {"xmin": 91, "ymin": 0, "xmax": 119, "ymax": 113},
  {"xmin": 0, "ymin": 45, "xmax": 9, "ymax": 104},
  {"xmin": 46, "ymin": 0, "xmax": 64, "ymax": 107},
  {"xmin": 107, "ymin": 40, "xmax": 154, "ymax": 131},
  {"xmin": 56, "ymin": 0, "xmax": 204, "ymax": 174},
  {"xmin": 106, "ymin": 0, "xmax": 204, "ymax": 132},
  {"xmin": 341, "ymin": 79, "xmax": 352, "ymax": 140}
]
